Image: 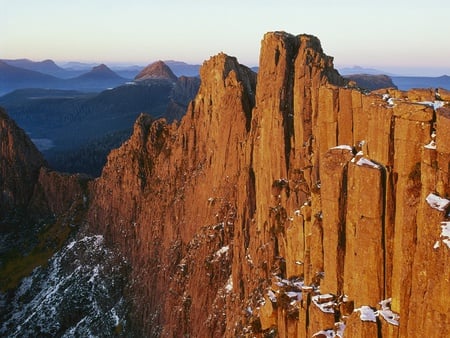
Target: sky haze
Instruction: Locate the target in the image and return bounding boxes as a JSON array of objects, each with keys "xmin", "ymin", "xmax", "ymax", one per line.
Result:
[{"xmin": 2, "ymin": 0, "xmax": 449, "ymax": 76}]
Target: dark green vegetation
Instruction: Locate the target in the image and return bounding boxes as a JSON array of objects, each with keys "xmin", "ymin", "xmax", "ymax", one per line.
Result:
[{"xmin": 0, "ymin": 217, "xmax": 73, "ymax": 292}]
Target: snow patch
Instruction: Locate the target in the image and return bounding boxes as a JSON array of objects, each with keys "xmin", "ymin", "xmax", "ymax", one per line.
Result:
[
  {"xmin": 355, "ymin": 305, "xmax": 377, "ymax": 322},
  {"xmin": 426, "ymin": 193, "xmax": 450, "ymax": 212},
  {"xmin": 214, "ymin": 245, "xmax": 229, "ymax": 259},
  {"xmin": 377, "ymin": 298, "xmax": 399, "ymax": 326},
  {"xmin": 331, "ymin": 144, "xmax": 353, "ymax": 152},
  {"xmin": 355, "ymin": 157, "xmax": 381, "ymax": 169},
  {"xmin": 225, "ymin": 275, "xmax": 233, "ymax": 292},
  {"xmin": 418, "ymin": 100, "xmax": 446, "ymax": 110},
  {"xmin": 312, "ymin": 321, "xmax": 345, "ymax": 337},
  {"xmin": 439, "ymin": 222, "xmax": 450, "ymax": 249},
  {"xmin": 424, "ymin": 140, "xmax": 436, "ymax": 149},
  {"xmin": 312, "ymin": 294, "xmax": 335, "ymax": 313}
]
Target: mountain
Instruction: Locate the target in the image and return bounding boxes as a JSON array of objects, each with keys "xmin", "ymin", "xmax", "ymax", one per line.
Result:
[
  {"xmin": 60, "ymin": 61, "xmax": 98, "ymax": 71},
  {"xmin": 86, "ymin": 32, "xmax": 449, "ymax": 337},
  {"xmin": 0, "ymin": 62, "xmax": 129, "ymax": 95},
  {"xmin": 0, "ymin": 74, "xmax": 200, "ymax": 176},
  {"xmin": 66, "ymin": 64, "xmax": 127, "ymax": 90},
  {"xmin": 1, "ymin": 32, "xmax": 450, "ymax": 337},
  {"xmin": 1, "ymin": 58, "xmax": 69, "ymax": 78},
  {"xmin": 338, "ymin": 65, "xmax": 394, "ymax": 76},
  {"xmin": 344, "ymin": 74, "xmax": 397, "ymax": 90},
  {"xmin": 73, "ymin": 64, "xmax": 124, "ymax": 81},
  {"xmin": 0, "ymin": 61, "xmax": 61, "ymax": 96},
  {"xmin": 392, "ymin": 74, "xmax": 450, "ymax": 90},
  {"xmin": 134, "ymin": 60, "xmax": 178, "ymax": 82},
  {"xmin": 164, "ymin": 60, "xmax": 200, "ymax": 77}
]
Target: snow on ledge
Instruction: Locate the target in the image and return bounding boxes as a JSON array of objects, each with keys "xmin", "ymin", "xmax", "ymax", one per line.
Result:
[
  {"xmin": 377, "ymin": 298, "xmax": 400, "ymax": 326},
  {"xmin": 354, "ymin": 306, "xmax": 377, "ymax": 322},
  {"xmin": 424, "ymin": 140, "xmax": 436, "ymax": 150},
  {"xmin": 214, "ymin": 245, "xmax": 229, "ymax": 259},
  {"xmin": 354, "ymin": 299, "xmax": 399, "ymax": 326},
  {"xmin": 331, "ymin": 144, "xmax": 353, "ymax": 152},
  {"xmin": 426, "ymin": 193, "xmax": 450, "ymax": 212},
  {"xmin": 312, "ymin": 322, "xmax": 345, "ymax": 338},
  {"xmin": 312, "ymin": 294, "xmax": 336, "ymax": 313},
  {"xmin": 353, "ymin": 157, "xmax": 381, "ymax": 169},
  {"xmin": 417, "ymin": 101, "xmax": 446, "ymax": 110},
  {"xmin": 225, "ymin": 275, "xmax": 233, "ymax": 292}
]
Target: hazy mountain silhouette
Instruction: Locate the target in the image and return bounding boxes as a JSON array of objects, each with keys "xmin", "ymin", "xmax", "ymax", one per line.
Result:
[
  {"xmin": 0, "ymin": 61, "xmax": 62, "ymax": 95},
  {"xmin": 1, "ymin": 58, "xmax": 69, "ymax": 78},
  {"xmin": 0, "ymin": 67, "xmax": 200, "ymax": 176},
  {"xmin": 392, "ymin": 75, "xmax": 450, "ymax": 90}
]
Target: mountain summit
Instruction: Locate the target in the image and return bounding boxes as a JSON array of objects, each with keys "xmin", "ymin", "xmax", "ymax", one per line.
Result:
[
  {"xmin": 134, "ymin": 60, "xmax": 178, "ymax": 82},
  {"xmin": 76, "ymin": 64, "xmax": 124, "ymax": 81}
]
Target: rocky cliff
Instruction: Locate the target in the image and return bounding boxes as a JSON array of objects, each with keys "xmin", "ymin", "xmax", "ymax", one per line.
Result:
[
  {"xmin": 0, "ymin": 107, "xmax": 47, "ymax": 218},
  {"xmin": 1, "ymin": 31, "xmax": 449, "ymax": 337},
  {"xmin": 86, "ymin": 31, "xmax": 449, "ymax": 337}
]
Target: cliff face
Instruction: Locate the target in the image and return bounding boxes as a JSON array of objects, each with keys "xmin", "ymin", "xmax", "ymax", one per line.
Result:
[
  {"xmin": 86, "ymin": 32, "xmax": 449, "ymax": 337},
  {"xmin": 0, "ymin": 107, "xmax": 46, "ymax": 218}
]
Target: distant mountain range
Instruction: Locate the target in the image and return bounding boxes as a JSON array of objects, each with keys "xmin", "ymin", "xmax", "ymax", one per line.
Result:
[
  {"xmin": 337, "ymin": 65, "xmax": 395, "ymax": 76},
  {"xmin": 0, "ymin": 60, "xmax": 200, "ymax": 176},
  {"xmin": 0, "ymin": 61, "xmax": 128, "ymax": 95},
  {"xmin": 0, "ymin": 58, "xmax": 202, "ymax": 96},
  {"xmin": 338, "ymin": 65, "xmax": 450, "ymax": 90}
]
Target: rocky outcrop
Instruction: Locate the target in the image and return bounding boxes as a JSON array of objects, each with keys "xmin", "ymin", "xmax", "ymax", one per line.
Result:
[
  {"xmin": 4, "ymin": 31, "xmax": 448, "ymax": 337},
  {"xmin": 83, "ymin": 31, "xmax": 450, "ymax": 337},
  {"xmin": 88, "ymin": 53, "xmax": 256, "ymax": 336}
]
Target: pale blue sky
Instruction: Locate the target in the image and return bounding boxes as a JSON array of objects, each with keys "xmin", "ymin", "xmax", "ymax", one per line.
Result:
[{"xmin": 1, "ymin": 0, "xmax": 449, "ymax": 75}]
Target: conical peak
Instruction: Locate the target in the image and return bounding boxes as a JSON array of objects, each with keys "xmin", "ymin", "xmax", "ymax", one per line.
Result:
[
  {"xmin": 135, "ymin": 60, "xmax": 178, "ymax": 82},
  {"xmin": 91, "ymin": 64, "xmax": 114, "ymax": 74}
]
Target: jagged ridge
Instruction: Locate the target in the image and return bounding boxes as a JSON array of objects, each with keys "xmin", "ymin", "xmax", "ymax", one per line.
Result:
[
  {"xmin": 86, "ymin": 31, "xmax": 449, "ymax": 337},
  {"xmin": 1, "ymin": 31, "xmax": 449, "ymax": 337}
]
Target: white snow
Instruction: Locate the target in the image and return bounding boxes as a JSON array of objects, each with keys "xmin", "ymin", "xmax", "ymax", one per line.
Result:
[
  {"xmin": 377, "ymin": 298, "xmax": 399, "ymax": 326},
  {"xmin": 426, "ymin": 193, "xmax": 450, "ymax": 212},
  {"xmin": 355, "ymin": 157, "xmax": 381, "ymax": 169},
  {"xmin": 285, "ymin": 291, "xmax": 302, "ymax": 301},
  {"xmin": 311, "ymin": 321, "xmax": 345, "ymax": 337},
  {"xmin": 225, "ymin": 275, "xmax": 233, "ymax": 292},
  {"xmin": 312, "ymin": 294, "xmax": 336, "ymax": 314},
  {"xmin": 267, "ymin": 290, "xmax": 277, "ymax": 303},
  {"xmin": 355, "ymin": 305, "xmax": 377, "ymax": 322},
  {"xmin": 214, "ymin": 245, "xmax": 229, "ymax": 259},
  {"xmin": 418, "ymin": 101, "xmax": 446, "ymax": 110},
  {"xmin": 424, "ymin": 140, "xmax": 437, "ymax": 149},
  {"xmin": 312, "ymin": 329, "xmax": 335, "ymax": 337},
  {"xmin": 440, "ymin": 221, "xmax": 450, "ymax": 249},
  {"xmin": 331, "ymin": 144, "xmax": 353, "ymax": 152}
]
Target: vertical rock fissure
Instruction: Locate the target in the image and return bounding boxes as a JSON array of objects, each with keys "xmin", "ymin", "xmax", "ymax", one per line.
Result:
[
  {"xmin": 282, "ymin": 39, "xmax": 299, "ymax": 172},
  {"xmin": 337, "ymin": 162, "xmax": 349, "ymax": 294}
]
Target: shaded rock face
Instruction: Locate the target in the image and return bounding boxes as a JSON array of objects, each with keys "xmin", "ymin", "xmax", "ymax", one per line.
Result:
[
  {"xmin": 0, "ymin": 107, "xmax": 46, "ymax": 218},
  {"xmin": 85, "ymin": 31, "xmax": 450, "ymax": 337}
]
